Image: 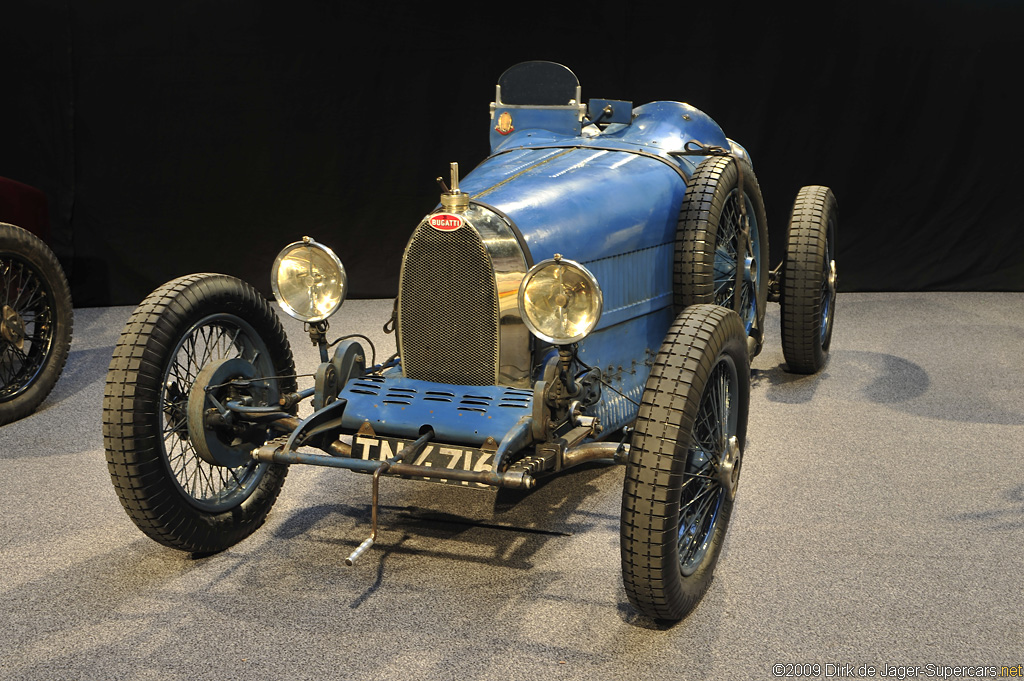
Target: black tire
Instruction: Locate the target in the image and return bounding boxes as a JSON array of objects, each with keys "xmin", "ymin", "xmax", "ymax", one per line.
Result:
[
  {"xmin": 103, "ymin": 273, "xmax": 297, "ymax": 553},
  {"xmin": 621, "ymin": 304, "xmax": 750, "ymax": 621},
  {"xmin": 0, "ymin": 222, "xmax": 73, "ymax": 425},
  {"xmin": 674, "ymin": 155, "xmax": 769, "ymax": 349},
  {"xmin": 781, "ymin": 185, "xmax": 838, "ymax": 374}
]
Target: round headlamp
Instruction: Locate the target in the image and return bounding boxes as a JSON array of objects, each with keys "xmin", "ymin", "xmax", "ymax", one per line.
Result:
[
  {"xmin": 518, "ymin": 256, "xmax": 602, "ymax": 345},
  {"xmin": 271, "ymin": 237, "xmax": 347, "ymax": 322}
]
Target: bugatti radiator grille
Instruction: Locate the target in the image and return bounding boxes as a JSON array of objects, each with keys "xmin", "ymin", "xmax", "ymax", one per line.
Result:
[{"xmin": 398, "ymin": 222, "xmax": 499, "ymax": 386}]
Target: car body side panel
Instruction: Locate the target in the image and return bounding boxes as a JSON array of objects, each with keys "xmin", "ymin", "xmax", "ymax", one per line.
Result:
[
  {"xmin": 460, "ymin": 147, "xmax": 685, "ymax": 273},
  {"xmin": 576, "ymin": 304, "xmax": 676, "ymax": 434},
  {"xmin": 456, "ymin": 141, "xmax": 689, "ymax": 407}
]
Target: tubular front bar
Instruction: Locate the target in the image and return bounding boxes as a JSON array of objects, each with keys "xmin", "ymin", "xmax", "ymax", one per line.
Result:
[{"xmin": 251, "ymin": 441, "xmax": 536, "ymax": 490}]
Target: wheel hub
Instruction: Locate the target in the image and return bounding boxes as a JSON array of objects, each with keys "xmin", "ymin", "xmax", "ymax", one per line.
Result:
[
  {"xmin": 716, "ymin": 435, "xmax": 742, "ymax": 501},
  {"xmin": 744, "ymin": 255, "xmax": 757, "ymax": 286},
  {"xmin": 828, "ymin": 259, "xmax": 838, "ymax": 293},
  {"xmin": 187, "ymin": 357, "xmax": 265, "ymax": 468},
  {"xmin": 1, "ymin": 305, "xmax": 26, "ymax": 350}
]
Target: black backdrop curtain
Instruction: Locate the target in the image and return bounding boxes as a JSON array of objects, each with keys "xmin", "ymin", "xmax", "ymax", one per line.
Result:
[{"xmin": 2, "ymin": 0, "xmax": 1020, "ymax": 306}]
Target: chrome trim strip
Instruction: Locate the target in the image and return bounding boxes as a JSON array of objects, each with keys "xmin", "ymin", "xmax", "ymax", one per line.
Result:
[
  {"xmin": 463, "ymin": 204, "xmax": 531, "ymax": 387},
  {"xmin": 469, "ymin": 199, "xmax": 534, "ymax": 267}
]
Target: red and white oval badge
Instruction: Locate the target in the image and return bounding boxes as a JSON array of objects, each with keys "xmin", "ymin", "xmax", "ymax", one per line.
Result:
[{"xmin": 429, "ymin": 214, "xmax": 464, "ymax": 231}]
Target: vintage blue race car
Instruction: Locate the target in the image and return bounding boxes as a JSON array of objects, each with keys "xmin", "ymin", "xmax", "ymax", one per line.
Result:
[{"xmin": 103, "ymin": 61, "xmax": 837, "ymax": 621}]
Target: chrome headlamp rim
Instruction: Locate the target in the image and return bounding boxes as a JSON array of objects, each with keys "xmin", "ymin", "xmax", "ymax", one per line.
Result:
[
  {"xmin": 270, "ymin": 237, "xmax": 347, "ymax": 323},
  {"xmin": 517, "ymin": 256, "xmax": 603, "ymax": 345}
]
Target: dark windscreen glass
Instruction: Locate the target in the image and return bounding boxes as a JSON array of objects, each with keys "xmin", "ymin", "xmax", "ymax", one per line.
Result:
[{"xmin": 498, "ymin": 61, "xmax": 579, "ymax": 105}]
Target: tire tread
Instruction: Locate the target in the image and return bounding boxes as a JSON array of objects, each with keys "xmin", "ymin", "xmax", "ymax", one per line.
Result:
[
  {"xmin": 621, "ymin": 304, "xmax": 749, "ymax": 620},
  {"xmin": 102, "ymin": 274, "xmax": 295, "ymax": 552},
  {"xmin": 780, "ymin": 186, "xmax": 838, "ymax": 374}
]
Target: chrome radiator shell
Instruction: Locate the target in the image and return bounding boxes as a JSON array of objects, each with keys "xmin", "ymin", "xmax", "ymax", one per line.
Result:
[{"xmin": 397, "ymin": 203, "xmax": 531, "ymax": 388}]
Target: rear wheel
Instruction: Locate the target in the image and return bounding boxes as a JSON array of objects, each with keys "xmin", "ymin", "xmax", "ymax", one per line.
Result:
[
  {"xmin": 621, "ymin": 304, "xmax": 750, "ymax": 621},
  {"xmin": 103, "ymin": 273, "xmax": 296, "ymax": 553},
  {"xmin": 0, "ymin": 222, "xmax": 73, "ymax": 425},
  {"xmin": 781, "ymin": 185, "xmax": 838, "ymax": 374},
  {"xmin": 674, "ymin": 156, "xmax": 768, "ymax": 352}
]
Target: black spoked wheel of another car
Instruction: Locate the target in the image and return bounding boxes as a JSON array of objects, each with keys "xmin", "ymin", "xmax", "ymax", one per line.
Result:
[
  {"xmin": 103, "ymin": 273, "xmax": 297, "ymax": 553},
  {"xmin": 674, "ymin": 155, "xmax": 769, "ymax": 354},
  {"xmin": 780, "ymin": 185, "xmax": 838, "ymax": 374},
  {"xmin": 0, "ymin": 222, "xmax": 73, "ymax": 425},
  {"xmin": 621, "ymin": 304, "xmax": 750, "ymax": 621}
]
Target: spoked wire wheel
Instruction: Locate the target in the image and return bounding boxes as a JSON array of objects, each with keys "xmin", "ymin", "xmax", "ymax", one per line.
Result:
[
  {"xmin": 674, "ymin": 155, "xmax": 769, "ymax": 348},
  {"xmin": 818, "ymin": 211, "xmax": 837, "ymax": 343},
  {"xmin": 160, "ymin": 313, "xmax": 277, "ymax": 512},
  {"xmin": 104, "ymin": 274, "xmax": 296, "ymax": 553},
  {"xmin": 0, "ymin": 223, "xmax": 73, "ymax": 425},
  {"xmin": 678, "ymin": 354, "xmax": 739, "ymax": 576},
  {"xmin": 711, "ymin": 187, "xmax": 764, "ymax": 335},
  {"xmin": 621, "ymin": 304, "xmax": 749, "ymax": 621}
]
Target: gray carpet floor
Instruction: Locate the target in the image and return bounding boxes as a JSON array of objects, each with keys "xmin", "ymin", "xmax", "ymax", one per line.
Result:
[{"xmin": 1, "ymin": 292, "xmax": 1021, "ymax": 680}]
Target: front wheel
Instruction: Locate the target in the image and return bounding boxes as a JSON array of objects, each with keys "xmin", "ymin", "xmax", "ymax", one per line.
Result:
[
  {"xmin": 780, "ymin": 185, "xmax": 838, "ymax": 374},
  {"xmin": 103, "ymin": 273, "xmax": 297, "ymax": 553},
  {"xmin": 0, "ymin": 222, "xmax": 73, "ymax": 425},
  {"xmin": 621, "ymin": 304, "xmax": 750, "ymax": 621}
]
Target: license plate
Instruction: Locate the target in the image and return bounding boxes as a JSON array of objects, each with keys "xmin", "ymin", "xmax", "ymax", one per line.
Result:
[{"xmin": 350, "ymin": 434, "xmax": 496, "ymax": 489}]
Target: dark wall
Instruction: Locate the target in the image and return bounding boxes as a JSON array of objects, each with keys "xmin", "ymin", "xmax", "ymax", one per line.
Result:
[{"xmin": 2, "ymin": 0, "xmax": 1020, "ymax": 306}]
